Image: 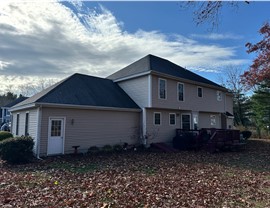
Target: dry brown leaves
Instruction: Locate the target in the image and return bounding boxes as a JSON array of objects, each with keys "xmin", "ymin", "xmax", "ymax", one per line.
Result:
[{"xmin": 0, "ymin": 139, "xmax": 269, "ymax": 208}]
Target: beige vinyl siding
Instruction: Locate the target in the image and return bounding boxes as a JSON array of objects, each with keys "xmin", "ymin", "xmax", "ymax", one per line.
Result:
[
  {"xmin": 145, "ymin": 109, "xmax": 181, "ymax": 144},
  {"xmin": 11, "ymin": 109, "xmax": 39, "ymax": 154},
  {"xmin": 39, "ymin": 107, "xmax": 140, "ymax": 156},
  {"xmin": 199, "ymin": 113, "xmax": 221, "ymax": 129},
  {"xmin": 118, "ymin": 76, "xmax": 149, "ymax": 108},
  {"xmin": 151, "ymin": 75, "xmax": 227, "ymax": 113},
  {"xmin": 225, "ymin": 94, "xmax": 233, "ymax": 114}
]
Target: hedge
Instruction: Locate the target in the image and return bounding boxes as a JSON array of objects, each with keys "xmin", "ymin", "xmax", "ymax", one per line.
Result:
[{"xmin": 0, "ymin": 136, "xmax": 34, "ymax": 164}]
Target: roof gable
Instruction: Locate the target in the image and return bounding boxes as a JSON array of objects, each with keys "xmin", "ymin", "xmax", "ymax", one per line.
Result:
[
  {"xmin": 14, "ymin": 74, "xmax": 140, "ymax": 109},
  {"xmin": 107, "ymin": 54, "xmax": 223, "ymax": 88}
]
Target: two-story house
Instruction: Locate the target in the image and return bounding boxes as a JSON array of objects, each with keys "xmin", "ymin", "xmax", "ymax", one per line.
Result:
[{"xmin": 10, "ymin": 55, "xmax": 233, "ymax": 157}]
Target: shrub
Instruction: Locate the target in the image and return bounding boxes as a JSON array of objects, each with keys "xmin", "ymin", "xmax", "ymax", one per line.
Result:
[
  {"xmin": 102, "ymin": 145, "xmax": 113, "ymax": 153},
  {"xmin": 0, "ymin": 131, "xmax": 13, "ymax": 142},
  {"xmin": 241, "ymin": 130, "xmax": 252, "ymax": 140},
  {"xmin": 87, "ymin": 146, "xmax": 100, "ymax": 154},
  {"xmin": 0, "ymin": 136, "xmax": 34, "ymax": 164},
  {"xmin": 113, "ymin": 144, "xmax": 123, "ymax": 152}
]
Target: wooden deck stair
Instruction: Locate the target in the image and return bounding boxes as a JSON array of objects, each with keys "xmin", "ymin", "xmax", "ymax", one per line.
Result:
[{"xmin": 151, "ymin": 142, "xmax": 178, "ymax": 153}]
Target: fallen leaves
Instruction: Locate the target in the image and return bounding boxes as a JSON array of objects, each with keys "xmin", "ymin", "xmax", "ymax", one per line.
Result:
[{"xmin": 0, "ymin": 139, "xmax": 269, "ymax": 207}]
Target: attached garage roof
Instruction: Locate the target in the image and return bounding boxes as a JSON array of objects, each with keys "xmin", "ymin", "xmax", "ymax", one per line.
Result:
[
  {"xmin": 14, "ymin": 74, "xmax": 140, "ymax": 110},
  {"xmin": 107, "ymin": 54, "xmax": 224, "ymax": 89}
]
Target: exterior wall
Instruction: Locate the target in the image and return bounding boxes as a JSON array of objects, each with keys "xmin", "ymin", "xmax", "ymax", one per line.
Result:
[
  {"xmin": 39, "ymin": 107, "xmax": 140, "ymax": 156},
  {"xmin": 145, "ymin": 108, "xmax": 182, "ymax": 144},
  {"xmin": 144, "ymin": 109, "xmax": 222, "ymax": 144},
  {"xmin": 199, "ymin": 112, "xmax": 221, "ymax": 129},
  {"xmin": 11, "ymin": 108, "xmax": 39, "ymax": 154},
  {"xmin": 225, "ymin": 94, "xmax": 234, "ymax": 114},
  {"xmin": 118, "ymin": 76, "xmax": 150, "ymax": 108},
  {"xmin": 151, "ymin": 75, "xmax": 227, "ymax": 113}
]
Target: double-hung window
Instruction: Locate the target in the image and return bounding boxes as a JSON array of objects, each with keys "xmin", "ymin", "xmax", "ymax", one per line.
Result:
[
  {"xmin": 178, "ymin": 83, "xmax": 184, "ymax": 101},
  {"xmin": 169, "ymin": 113, "xmax": 176, "ymax": 125},
  {"xmin": 159, "ymin": 78, "xmax": 167, "ymax": 99},
  {"xmin": 197, "ymin": 87, "xmax": 203, "ymax": 98},
  {"xmin": 154, "ymin": 112, "xmax": 161, "ymax": 125}
]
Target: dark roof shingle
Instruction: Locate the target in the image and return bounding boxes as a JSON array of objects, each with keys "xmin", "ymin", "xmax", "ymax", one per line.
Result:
[
  {"xmin": 14, "ymin": 74, "xmax": 140, "ymax": 109},
  {"xmin": 108, "ymin": 54, "xmax": 223, "ymax": 88}
]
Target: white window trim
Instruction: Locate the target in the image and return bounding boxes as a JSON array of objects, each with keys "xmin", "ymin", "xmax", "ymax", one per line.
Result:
[
  {"xmin": 197, "ymin": 86, "xmax": 203, "ymax": 98},
  {"xmin": 177, "ymin": 82, "xmax": 184, "ymax": 102},
  {"xmin": 16, "ymin": 113, "xmax": 20, "ymax": 136},
  {"xmin": 181, "ymin": 113, "xmax": 191, "ymax": 130},
  {"xmin": 169, "ymin": 113, "xmax": 176, "ymax": 126},
  {"xmin": 25, "ymin": 111, "xmax": 29, "ymax": 136},
  {"xmin": 158, "ymin": 78, "xmax": 167, "ymax": 100},
  {"xmin": 154, "ymin": 112, "xmax": 162, "ymax": 126}
]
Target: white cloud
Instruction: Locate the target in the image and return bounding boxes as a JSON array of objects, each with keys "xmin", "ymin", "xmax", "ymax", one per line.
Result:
[
  {"xmin": 191, "ymin": 33, "xmax": 243, "ymax": 40},
  {"xmin": 0, "ymin": 1, "xmax": 248, "ymax": 95}
]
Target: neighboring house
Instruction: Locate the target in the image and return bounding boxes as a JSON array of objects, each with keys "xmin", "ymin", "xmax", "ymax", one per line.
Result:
[
  {"xmin": 1, "ymin": 96, "xmax": 28, "ymax": 124},
  {"xmin": 10, "ymin": 54, "xmax": 234, "ymax": 157}
]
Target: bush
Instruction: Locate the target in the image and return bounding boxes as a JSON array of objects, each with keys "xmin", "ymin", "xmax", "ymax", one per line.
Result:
[
  {"xmin": 102, "ymin": 145, "xmax": 113, "ymax": 153},
  {"xmin": 113, "ymin": 144, "xmax": 123, "ymax": 152},
  {"xmin": 0, "ymin": 131, "xmax": 13, "ymax": 142},
  {"xmin": 87, "ymin": 146, "xmax": 100, "ymax": 154},
  {"xmin": 241, "ymin": 130, "xmax": 252, "ymax": 140},
  {"xmin": 0, "ymin": 136, "xmax": 34, "ymax": 164}
]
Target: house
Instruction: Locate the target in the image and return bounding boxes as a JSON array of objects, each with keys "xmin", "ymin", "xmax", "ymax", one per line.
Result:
[
  {"xmin": 1, "ymin": 96, "xmax": 28, "ymax": 125},
  {"xmin": 10, "ymin": 54, "xmax": 233, "ymax": 157}
]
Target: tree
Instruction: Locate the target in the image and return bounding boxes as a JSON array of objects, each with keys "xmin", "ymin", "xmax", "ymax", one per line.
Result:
[
  {"xmin": 180, "ymin": 1, "xmax": 248, "ymax": 29},
  {"xmin": 250, "ymin": 85, "xmax": 270, "ymax": 138},
  {"xmin": 241, "ymin": 22, "xmax": 270, "ymax": 89},
  {"xmin": 218, "ymin": 66, "xmax": 251, "ymax": 127}
]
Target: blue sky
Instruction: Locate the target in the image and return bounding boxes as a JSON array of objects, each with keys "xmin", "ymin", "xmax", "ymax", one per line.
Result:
[{"xmin": 0, "ymin": 1, "xmax": 269, "ymax": 95}]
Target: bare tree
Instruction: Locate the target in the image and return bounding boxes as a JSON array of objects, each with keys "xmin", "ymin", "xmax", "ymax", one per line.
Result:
[
  {"xmin": 217, "ymin": 66, "xmax": 251, "ymax": 127},
  {"xmin": 19, "ymin": 79, "xmax": 56, "ymax": 97},
  {"xmin": 180, "ymin": 1, "xmax": 249, "ymax": 30}
]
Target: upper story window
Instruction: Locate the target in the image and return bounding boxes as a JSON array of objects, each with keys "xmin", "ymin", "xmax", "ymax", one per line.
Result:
[
  {"xmin": 154, "ymin": 112, "xmax": 161, "ymax": 125},
  {"xmin": 169, "ymin": 113, "xmax": 176, "ymax": 125},
  {"xmin": 197, "ymin": 87, "xmax": 203, "ymax": 98},
  {"xmin": 178, "ymin": 83, "xmax": 184, "ymax": 101},
  {"xmin": 217, "ymin": 91, "xmax": 222, "ymax": 101},
  {"xmin": 158, "ymin": 78, "xmax": 167, "ymax": 99}
]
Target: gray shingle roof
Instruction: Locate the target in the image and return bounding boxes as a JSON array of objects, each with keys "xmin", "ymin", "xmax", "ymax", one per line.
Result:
[
  {"xmin": 14, "ymin": 74, "xmax": 140, "ymax": 109},
  {"xmin": 107, "ymin": 54, "xmax": 224, "ymax": 88}
]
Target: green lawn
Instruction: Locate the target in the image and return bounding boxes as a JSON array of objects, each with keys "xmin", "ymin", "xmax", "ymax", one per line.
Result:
[{"xmin": 0, "ymin": 139, "xmax": 269, "ymax": 208}]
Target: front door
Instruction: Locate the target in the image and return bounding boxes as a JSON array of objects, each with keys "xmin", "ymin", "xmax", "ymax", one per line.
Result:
[{"xmin": 48, "ymin": 118, "xmax": 65, "ymax": 155}]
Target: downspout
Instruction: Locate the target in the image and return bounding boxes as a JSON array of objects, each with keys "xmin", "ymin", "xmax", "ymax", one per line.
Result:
[{"xmin": 36, "ymin": 105, "xmax": 43, "ymax": 160}]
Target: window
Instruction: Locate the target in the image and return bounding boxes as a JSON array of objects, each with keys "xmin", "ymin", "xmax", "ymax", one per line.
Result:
[
  {"xmin": 154, "ymin": 112, "xmax": 161, "ymax": 125},
  {"xmin": 178, "ymin": 83, "xmax": 184, "ymax": 101},
  {"xmin": 159, "ymin": 78, "xmax": 167, "ymax": 99},
  {"xmin": 197, "ymin": 87, "xmax": 203, "ymax": 98},
  {"xmin": 181, "ymin": 114, "xmax": 191, "ymax": 130},
  {"xmin": 210, "ymin": 115, "xmax": 216, "ymax": 126},
  {"xmin": 25, "ymin": 113, "xmax": 29, "ymax": 136},
  {"xmin": 217, "ymin": 91, "xmax": 222, "ymax": 101},
  {"xmin": 51, "ymin": 120, "xmax": 62, "ymax": 136},
  {"xmin": 169, "ymin": 113, "xmax": 176, "ymax": 125},
  {"xmin": 16, "ymin": 114, "xmax": 20, "ymax": 136}
]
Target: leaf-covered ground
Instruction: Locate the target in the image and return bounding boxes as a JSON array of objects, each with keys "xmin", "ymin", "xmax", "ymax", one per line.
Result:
[{"xmin": 1, "ymin": 139, "xmax": 270, "ymax": 208}]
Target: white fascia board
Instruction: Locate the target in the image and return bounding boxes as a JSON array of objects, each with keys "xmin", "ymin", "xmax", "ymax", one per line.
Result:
[
  {"xmin": 113, "ymin": 71, "xmax": 150, "ymax": 82},
  {"xmin": 35, "ymin": 102, "xmax": 142, "ymax": 112},
  {"xmin": 9, "ymin": 103, "xmax": 36, "ymax": 112}
]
